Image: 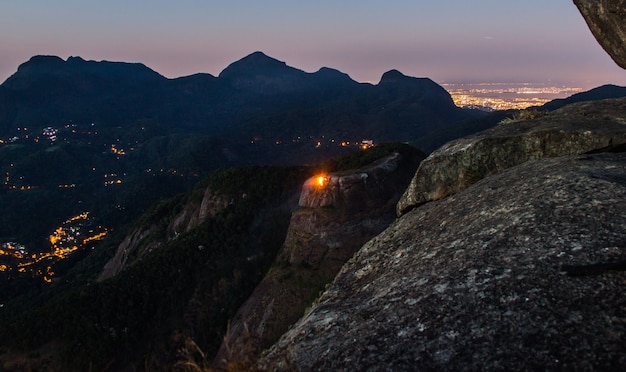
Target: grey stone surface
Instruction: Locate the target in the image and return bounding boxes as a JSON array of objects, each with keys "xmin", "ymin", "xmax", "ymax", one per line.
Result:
[
  {"xmin": 260, "ymin": 153, "xmax": 626, "ymax": 371},
  {"xmin": 574, "ymin": 0, "xmax": 626, "ymax": 69},
  {"xmin": 397, "ymin": 98, "xmax": 626, "ymax": 216}
]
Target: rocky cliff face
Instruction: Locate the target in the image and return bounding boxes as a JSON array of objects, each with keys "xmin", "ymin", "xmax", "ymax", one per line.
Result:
[
  {"xmin": 98, "ymin": 187, "xmax": 229, "ymax": 281},
  {"xmin": 259, "ymin": 98, "xmax": 626, "ymax": 370},
  {"xmin": 574, "ymin": 0, "xmax": 626, "ymax": 69},
  {"xmin": 261, "ymin": 152, "xmax": 626, "ymax": 371},
  {"xmin": 397, "ymin": 98, "xmax": 626, "ymax": 215},
  {"xmin": 213, "ymin": 151, "xmax": 423, "ymax": 368},
  {"xmin": 298, "ymin": 153, "xmax": 402, "ymax": 209}
]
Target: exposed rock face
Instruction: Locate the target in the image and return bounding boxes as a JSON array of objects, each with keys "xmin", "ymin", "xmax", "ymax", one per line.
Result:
[
  {"xmin": 212, "ymin": 152, "xmax": 422, "ymax": 368},
  {"xmin": 98, "ymin": 187, "xmax": 229, "ymax": 281},
  {"xmin": 397, "ymin": 98, "xmax": 626, "ymax": 215},
  {"xmin": 299, "ymin": 152, "xmax": 402, "ymax": 208},
  {"xmin": 574, "ymin": 0, "xmax": 626, "ymax": 69},
  {"xmin": 168, "ymin": 187, "xmax": 230, "ymax": 235},
  {"xmin": 260, "ymin": 152, "xmax": 626, "ymax": 370},
  {"xmin": 98, "ymin": 226, "xmax": 157, "ymax": 281}
]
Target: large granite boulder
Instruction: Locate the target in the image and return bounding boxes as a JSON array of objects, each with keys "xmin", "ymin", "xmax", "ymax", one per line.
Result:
[
  {"xmin": 574, "ymin": 0, "xmax": 626, "ymax": 69},
  {"xmin": 397, "ymin": 98, "xmax": 626, "ymax": 216},
  {"xmin": 260, "ymin": 152, "xmax": 626, "ymax": 370}
]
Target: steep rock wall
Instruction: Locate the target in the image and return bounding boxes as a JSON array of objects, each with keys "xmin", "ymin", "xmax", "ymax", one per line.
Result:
[{"xmin": 212, "ymin": 152, "xmax": 422, "ymax": 368}]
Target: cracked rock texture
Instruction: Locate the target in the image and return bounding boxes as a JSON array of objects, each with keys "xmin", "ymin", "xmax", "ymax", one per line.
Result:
[
  {"xmin": 397, "ymin": 98, "xmax": 626, "ymax": 215},
  {"xmin": 260, "ymin": 152, "xmax": 626, "ymax": 371},
  {"xmin": 574, "ymin": 0, "xmax": 626, "ymax": 69}
]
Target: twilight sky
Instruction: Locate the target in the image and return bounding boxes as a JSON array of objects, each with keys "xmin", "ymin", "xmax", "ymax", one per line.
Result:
[{"xmin": 1, "ymin": 0, "xmax": 625, "ymax": 88}]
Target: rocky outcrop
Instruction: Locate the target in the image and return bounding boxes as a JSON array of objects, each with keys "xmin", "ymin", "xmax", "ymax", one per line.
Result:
[
  {"xmin": 298, "ymin": 152, "xmax": 402, "ymax": 208},
  {"xmin": 397, "ymin": 98, "xmax": 626, "ymax": 215},
  {"xmin": 212, "ymin": 151, "xmax": 423, "ymax": 368},
  {"xmin": 167, "ymin": 187, "xmax": 230, "ymax": 235},
  {"xmin": 260, "ymin": 152, "xmax": 626, "ymax": 370},
  {"xmin": 98, "ymin": 226, "xmax": 157, "ymax": 281},
  {"xmin": 574, "ymin": 0, "xmax": 626, "ymax": 69},
  {"xmin": 97, "ymin": 187, "xmax": 229, "ymax": 281}
]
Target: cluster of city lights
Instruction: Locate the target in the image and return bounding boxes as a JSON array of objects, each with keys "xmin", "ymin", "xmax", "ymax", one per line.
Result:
[
  {"xmin": 0, "ymin": 212, "xmax": 108, "ymax": 283},
  {"xmin": 444, "ymin": 83, "xmax": 585, "ymax": 111}
]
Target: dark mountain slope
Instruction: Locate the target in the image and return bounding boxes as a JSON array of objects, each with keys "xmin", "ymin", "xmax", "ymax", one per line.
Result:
[
  {"xmin": 0, "ymin": 165, "xmax": 310, "ymax": 371},
  {"xmin": 0, "ymin": 144, "xmax": 424, "ymax": 371},
  {"xmin": 0, "ymin": 52, "xmax": 478, "ymax": 142},
  {"xmin": 2, "ymin": 55, "xmax": 165, "ymax": 90},
  {"xmin": 231, "ymin": 68, "xmax": 477, "ymax": 160},
  {"xmin": 541, "ymin": 84, "xmax": 626, "ymax": 111},
  {"xmin": 0, "ymin": 56, "xmax": 169, "ymax": 129}
]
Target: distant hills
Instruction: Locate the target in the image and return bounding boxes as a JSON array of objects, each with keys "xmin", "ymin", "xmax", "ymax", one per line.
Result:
[
  {"xmin": 0, "ymin": 52, "xmax": 479, "ymax": 149},
  {"xmin": 0, "ymin": 51, "xmax": 625, "ymax": 259},
  {"xmin": 540, "ymin": 84, "xmax": 626, "ymax": 111},
  {"xmin": 4, "ymin": 52, "xmax": 625, "ymax": 162}
]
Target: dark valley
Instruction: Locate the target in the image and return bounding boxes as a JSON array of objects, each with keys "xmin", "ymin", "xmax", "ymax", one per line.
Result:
[{"xmin": 0, "ymin": 51, "xmax": 485, "ymax": 291}]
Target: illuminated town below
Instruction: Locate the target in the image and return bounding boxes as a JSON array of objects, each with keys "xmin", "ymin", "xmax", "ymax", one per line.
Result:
[
  {"xmin": 0, "ymin": 212, "xmax": 108, "ymax": 283},
  {"xmin": 444, "ymin": 83, "xmax": 585, "ymax": 111}
]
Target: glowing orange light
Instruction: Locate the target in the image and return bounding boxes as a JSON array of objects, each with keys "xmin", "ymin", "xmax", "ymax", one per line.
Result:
[{"xmin": 316, "ymin": 175, "xmax": 327, "ymax": 187}]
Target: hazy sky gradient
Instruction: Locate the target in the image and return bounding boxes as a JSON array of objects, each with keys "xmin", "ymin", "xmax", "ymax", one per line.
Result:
[{"xmin": 1, "ymin": 0, "xmax": 625, "ymax": 87}]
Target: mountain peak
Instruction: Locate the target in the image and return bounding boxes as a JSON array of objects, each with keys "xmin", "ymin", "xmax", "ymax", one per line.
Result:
[
  {"xmin": 243, "ymin": 51, "xmax": 279, "ymax": 62},
  {"xmin": 25, "ymin": 55, "xmax": 65, "ymax": 64},
  {"xmin": 218, "ymin": 51, "xmax": 297, "ymax": 79},
  {"xmin": 314, "ymin": 67, "xmax": 352, "ymax": 80},
  {"xmin": 3, "ymin": 55, "xmax": 164, "ymax": 91},
  {"xmin": 14, "ymin": 55, "xmax": 65, "ymax": 73},
  {"xmin": 379, "ymin": 69, "xmax": 409, "ymax": 83}
]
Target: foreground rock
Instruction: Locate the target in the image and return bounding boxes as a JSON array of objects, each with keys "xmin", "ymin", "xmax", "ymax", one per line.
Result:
[
  {"xmin": 574, "ymin": 0, "xmax": 626, "ymax": 69},
  {"xmin": 213, "ymin": 150, "xmax": 422, "ymax": 368},
  {"xmin": 260, "ymin": 152, "xmax": 626, "ymax": 370},
  {"xmin": 397, "ymin": 98, "xmax": 626, "ymax": 215}
]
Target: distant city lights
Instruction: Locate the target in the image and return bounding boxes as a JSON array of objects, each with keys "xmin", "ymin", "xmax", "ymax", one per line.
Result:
[{"xmin": 444, "ymin": 83, "xmax": 584, "ymax": 111}]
